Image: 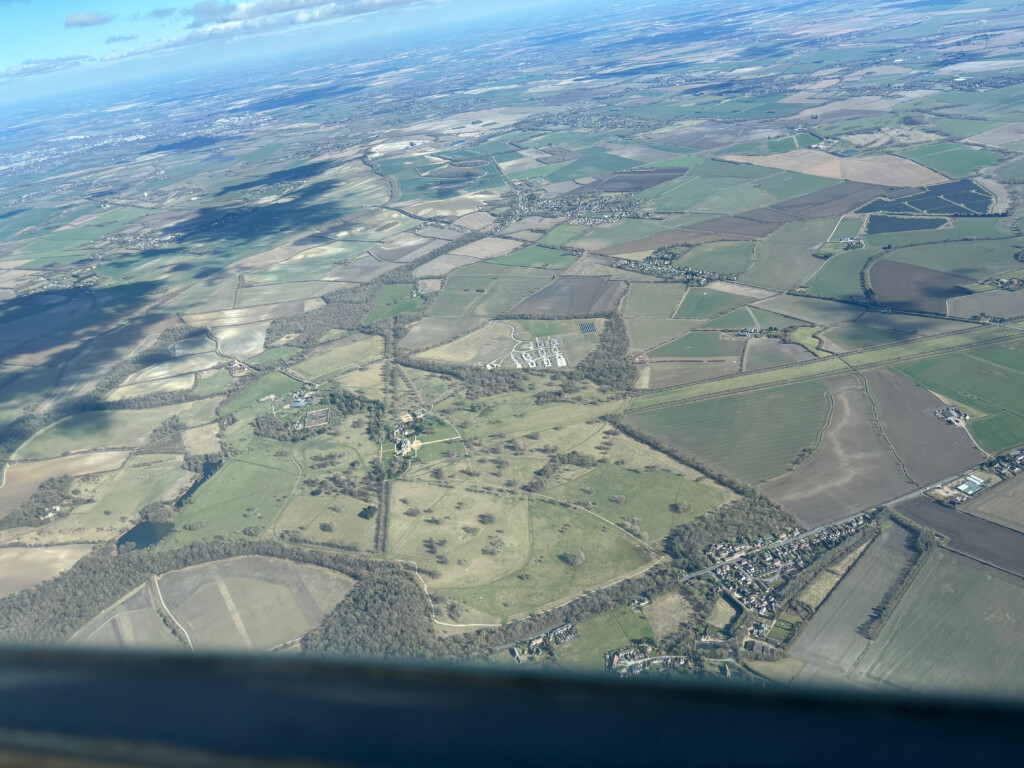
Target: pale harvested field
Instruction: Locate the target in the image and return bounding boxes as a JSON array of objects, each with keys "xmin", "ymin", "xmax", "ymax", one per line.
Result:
[
  {"xmin": 416, "ymin": 323, "xmax": 514, "ymax": 364},
  {"xmin": 182, "ymin": 424, "xmax": 221, "ymax": 454},
  {"xmin": 948, "ymin": 290, "xmax": 1024, "ymax": 320},
  {"xmin": 126, "ymin": 352, "xmax": 221, "ymax": 384},
  {"xmin": 796, "ymin": 92, "xmax": 935, "ymax": 120},
  {"xmin": 843, "ymin": 128, "xmax": 944, "ymax": 148},
  {"xmin": 500, "ymin": 216, "xmax": 565, "ymax": 234},
  {"xmin": 416, "ymin": 278, "xmax": 444, "ymax": 293},
  {"xmin": 791, "ymin": 524, "xmax": 916, "ymax": 677},
  {"xmin": 369, "ymin": 234, "xmax": 442, "ymax": 263},
  {"xmin": 763, "ymin": 375, "xmax": 916, "ymax": 527},
  {"xmin": 454, "ymin": 212, "xmax": 497, "ymax": 231},
  {"xmin": 0, "ymin": 544, "xmax": 94, "ymax": 598},
  {"xmin": 75, "ymin": 556, "xmax": 355, "ymax": 652},
  {"xmin": 721, "ymin": 149, "xmax": 946, "ymax": 186},
  {"xmin": 0, "ymin": 452, "xmax": 130, "ymax": 512},
  {"xmin": 645, "ymin": 592, "xmax": 694, "ymax": 641},
  {"xmin": 448, "ymin": 237, "xmax": 520, "ymax": 260},
  {"xmin": 798, "ymin": 540, "xmax": 870, "ymax": 610},
  {"xmin": 398, "ymin": 317, "xmax": 481, "ymax": 350},
  {"xmin": 184, "ymin": 300, "xmax": 309, "ymax": 328},
  {"xmin": 413, "ymin": 253, "xmax": 477, "ymax": 278},
  {"xmin": 705, "ymin": 280, "xmax": 775, "ymax": 299},
  {"xmin": 963, "ymin": 472, "xmax": 1024, "ymax": 533},
  {"xmin": 415, "ymin": 226, "xmax": 463, "ymax": 241},
  {"xmin": 967, "ymin": 122, "xmax": 1024, "ymax": 146},
  {"xmin": 211, "ymin": 322, "xmax": 270, "ymax": 358},
  {"xmin": 106, "ymin": 373, "xmax": 195, "ymax": 402}
]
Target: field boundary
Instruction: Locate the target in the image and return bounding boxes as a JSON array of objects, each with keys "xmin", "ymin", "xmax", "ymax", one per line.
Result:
[{"xmin": 627, "ymin": 326, "xmax": 1022, "ymax": 412}]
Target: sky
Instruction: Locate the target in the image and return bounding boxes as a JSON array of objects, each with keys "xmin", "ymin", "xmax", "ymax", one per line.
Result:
[{"xmin": 0, "ymin": 0, "xmax": 540, "ymax": 90}]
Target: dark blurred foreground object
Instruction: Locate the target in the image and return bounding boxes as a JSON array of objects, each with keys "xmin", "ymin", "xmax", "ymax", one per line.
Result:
[{"xmin": 0, "ymin": 648, "xmax": 1019, "ymax": 766}]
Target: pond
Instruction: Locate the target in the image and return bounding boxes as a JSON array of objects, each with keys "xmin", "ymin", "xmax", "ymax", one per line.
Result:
[{"xmin": 117, "ymin": 521, "xmax": 174, "ymax": 551}]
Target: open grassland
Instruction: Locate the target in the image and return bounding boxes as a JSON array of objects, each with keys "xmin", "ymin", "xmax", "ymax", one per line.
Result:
[
  {"xmin": 853, "ymin": 550, "xmax": 1024, "ymax": 693},
  {"xmin": 16, "ymin": 403, "xmax": 192, "ymax": 460},
  {"xmin": 291, "ymin": 336, "xmax": 384, "ymax": 380},
  {"xmin": 74, "ymin": 556, "xmax": 354, "ymax": 651},
  {"xmin": 622, "ymin": 283, "xmax": 685, "ymax": 318},
  {"xmin": 388, "ymin": 482, "xmax": 531, "ymax": 587},
  {"xmin": 626, "ymin": 379, "xmax": 832, "ymax": 486},
  {"xmin": 744, "ymin": 338, "xmax": 816, "ymax": 371},
  {"xmin": 554, "ymin": 605, "xmax": 655, "ymax": 671},
  {"xmin": 644, "ymin": 592, "xmax": 694, "ymax": 642},
  {"xmin": 544, "ymin": 429, "xmax": 733, "ymax": 546},
  {"xmin": 161, "ymin": 448, "xmax": 301, "ymax": 547},
  {"xmin": 398, "ymin": 317, "xmax": 482, "ymax": 350},
  {"xmin": 629, "ymin": 326, "xmax": 1018, "ymax": 411},
  {"xmin": 791, "ymin": 524, "xmax": 917, "ymax": 678},
  {"xmin": 274, "ymin": 492, "xmax": 377, "ymax": 552},
  {"xmin": 440, "ymin": 497, "xmax": 652, "ymax": 621}
]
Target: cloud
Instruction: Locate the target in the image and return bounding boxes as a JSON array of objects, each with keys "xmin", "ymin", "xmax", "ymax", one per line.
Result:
[
  {"xmin": 185, "ymin": 0, "xmax": 423, "ymax": 28},
  {"xmin": 4, "ymin": 55, "xmax": 94, "ymax": 78},
  {"xmin": 106, "ymin": 34, "xmax": 138, "ymax": 44},
  {"xmin": 65, "ymin": 11, "xmax": 115, "ymax": 27}
]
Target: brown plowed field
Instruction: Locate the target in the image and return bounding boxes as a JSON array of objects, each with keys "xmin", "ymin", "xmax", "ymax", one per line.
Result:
[
  {"xmin": 863, "ymin": 369, "xmax": 983, "ymax": 485},
  {"xmin": 869, "ymin": 260, "xmax": 969, "ymax": 314},
  {"xmin": 897, "ymin": 496, "xmax": 1024, "ymax": 578},
  {"xmin": 763, "ymin": 375, "xmax": 916, "ymax": 527}
]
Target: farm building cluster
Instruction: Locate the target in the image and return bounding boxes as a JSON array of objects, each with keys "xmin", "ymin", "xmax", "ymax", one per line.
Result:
[
  {"xmin": 934, "ymin": 405, "xmax": 969, "ymax": 426},
  {"xmin": 702, "ymin": 516, "xmax": 874, "ymax": 617},
  {"xmin": 607, "ymin": 646, "xmax": 688, "ymax": 677}
]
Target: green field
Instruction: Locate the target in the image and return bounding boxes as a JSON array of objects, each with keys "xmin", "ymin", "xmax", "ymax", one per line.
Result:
[
  {"xmin": 220, "ymin": 372, "xmax": 299, "ymax": 416},
  {"xmin": 539, "ymin": 224, "xmax": 589, "ymax": 248},
  {"xmin": 625, "ymin": 319, "xmax": 698, "ymax": 350},
  {"xmin": 291, "ymin": 336, "xmax": 383, "ymax": 380},
  {"xmin": 806, "ymin": 248, "xmax": 874, "ymax": 300},
  {"xmin": 679, "ymin": 241, "xmax": 756, "ymax": 274},
  {"xmin": 428, "ymin": 273, "xmax": 553, "ymax": 318},
  {"xmin": 895, "ymin": 345, "xmax": 1024, "ymax": 452},
  {"xmin": 650, "ymin": 332, "xmax": 746, "ymax": 358},
  {"xmin": 492, "ymin": 246, "xmax": 576, "ymax": 270},
  {"xmin": 744, "ymin": 218, "xmax": 839, "ymax": 291},
  {"xmin": 626, "ymin": 379, "xmax": 832, "ymax": 485},
  {"xmin": 554, "ymin": 605, "xmax": 656, "ymax": 670},
  {"xmin": 546, "ymin": 455, "xmax": 731, "ymax": 546},
  {"xmin": 365, "ymin": 284, "xmax": 425, "ymax": 323},
  {"xmin": 675, "ymin": 288, "xmax": 750, "ymax": 319},
  {"xmin": 854, "ymin": 550, "xmax": 1024, "ymax": 693},
  {"xmin": 17, "ymin": 404, "xmax": 191, "ymax": 460},
  {"xmin": 886, "ymin": 238, "xmax": 1023, "ymax": 281},
  {"xmin": 830, "ymin": 218, "xmax": 863, "ymax": 241},
  {"xmin": 898, "ymin": 142, "xmax": 1002, "ymax": 178},
  {"xmin": 822, "ymin": 324, "xmax": 908, "ymax": 351},
  {"xmin": 622, "ymin": 283, "xmax": 685, "ymax": 318}
]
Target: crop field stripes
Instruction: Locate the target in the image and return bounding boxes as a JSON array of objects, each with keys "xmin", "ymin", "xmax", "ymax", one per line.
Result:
[{"xmin": 628, "ymin": 326, "xmax": 1022, "ymax": 412}]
